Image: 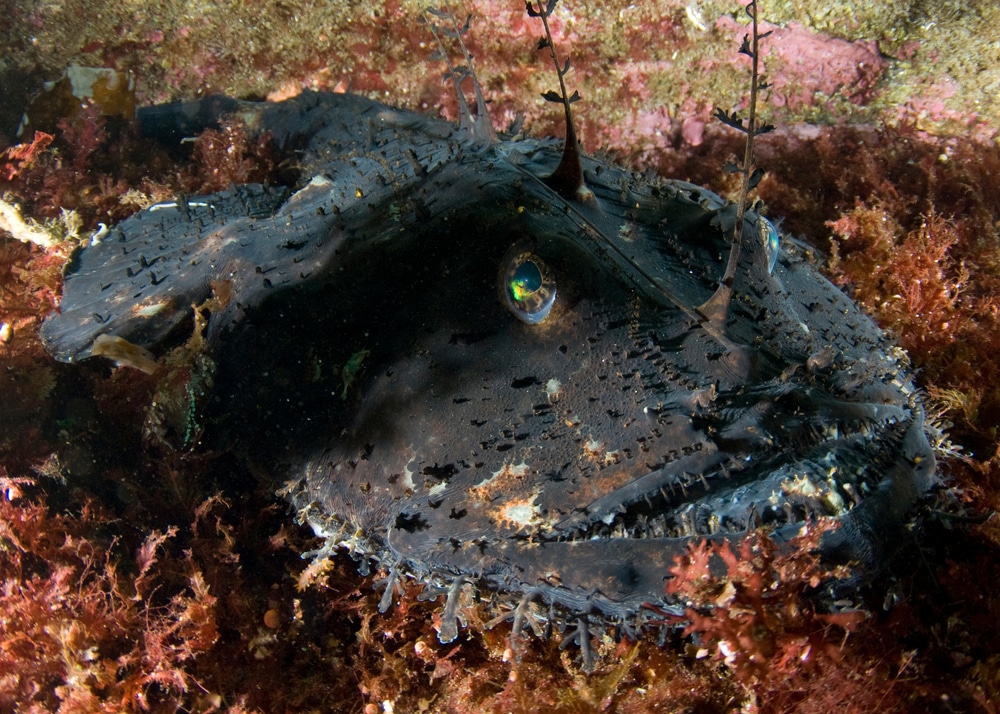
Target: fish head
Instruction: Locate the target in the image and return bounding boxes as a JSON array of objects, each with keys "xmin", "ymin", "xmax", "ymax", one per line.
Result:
[{"xmin": 264, "ymin": 138, "xmax": 933, "ymax": 621}]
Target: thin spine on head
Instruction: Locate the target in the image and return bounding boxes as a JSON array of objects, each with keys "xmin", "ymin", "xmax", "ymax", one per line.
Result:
[
  {"xmin": 696, "ymin": 0, "xmax": 774, "ymax": 328},
  {"xmin": 425, "ymin": 3, "xmax": 496, "ymax": 145},
  {"xmin": 526, "ymin": 0, "xmax": 592, "ymax": 203}
]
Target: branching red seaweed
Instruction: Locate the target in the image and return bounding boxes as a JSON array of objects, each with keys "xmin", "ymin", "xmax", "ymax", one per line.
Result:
[
  {"xmin": 0, "ymin": 480, "xmax": 217, "ymax": 712},
  {"xmin": 2, "ymin": 4, "xmax": 1000, "ymax": 710}
]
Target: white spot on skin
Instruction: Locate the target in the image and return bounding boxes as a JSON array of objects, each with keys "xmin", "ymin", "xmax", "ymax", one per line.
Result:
[
  {"xmin": 134, "ymin": 302, "xmax": 168, "ymax": 318},
  {"xmin": 495, "ymin": 461, "xmax": 528, "ymax": 479},
  {"xmin": 500, "ymin": 501, "xmax": 542, "ymax": 528},
  {"xmin": 401, "ymin": 455, "xmax": 416, "ymax": 492},
  {"xmin": 585, "ymin": 439, "xmax": 602, "ymax": 456},
  {"xmin": 474, "ymin": 462, "xmax": 529, "ymax": 491},
  {"xmin": 428, "ymin": 481, "xmax": 447, "ymax": 496},
  {"xmin": 90, "ymin": 223, "xmax": 108, "ymax": 245}
]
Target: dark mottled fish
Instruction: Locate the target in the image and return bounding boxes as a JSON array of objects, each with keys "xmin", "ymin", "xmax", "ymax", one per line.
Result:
[{"xmin": 41, "ymin": 53, "xmax": 935, "ymax": 667}]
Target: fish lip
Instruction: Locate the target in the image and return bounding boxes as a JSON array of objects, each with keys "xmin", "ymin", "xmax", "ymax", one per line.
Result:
[{"xmin": 547, "ymin": 409, "xmax": 927, "ymax": 545}]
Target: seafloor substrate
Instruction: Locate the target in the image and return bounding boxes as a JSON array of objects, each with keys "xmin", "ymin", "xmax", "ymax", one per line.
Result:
[{"xmin": 2, "ymin": 1, "xmax": 1000, "ymax": 712}]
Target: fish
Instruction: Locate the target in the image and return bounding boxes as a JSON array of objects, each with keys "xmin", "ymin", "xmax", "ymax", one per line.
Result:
[{"xmin": 39, "ymin": 7, "xmax": 935, "ymax": 671}]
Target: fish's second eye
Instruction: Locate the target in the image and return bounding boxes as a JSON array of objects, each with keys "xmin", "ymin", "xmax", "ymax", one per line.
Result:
[
  {"xmin": 500, "ymin": 250, "xmax": 556, "ymax": 324},
  {"xmin": 760, "ymin": 217, "xmax": 780, "ymax": 274}
]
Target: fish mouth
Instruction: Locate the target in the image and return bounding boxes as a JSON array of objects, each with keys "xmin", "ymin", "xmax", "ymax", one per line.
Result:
[
  {"xmin": 368, "ymin": 403, "xmax": 932, "ymax": 624},
  {"xmin": 365, "ymin": 412, "xmax": 936, "ymax": 660},
  {"xmin": 546, "ymin": 399, "xmax": 919, "ymax": 544}
]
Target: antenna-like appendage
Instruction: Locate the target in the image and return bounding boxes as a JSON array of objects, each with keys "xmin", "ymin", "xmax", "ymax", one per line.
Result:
[
  {"xmin": 426, "ymin": 3, "xmax": 496, "ymax": 145},
  {"xmin": 696, "ymin": 0, "xmax": 774, "ymax": 327},
  {"xmin": 526, "ymin": 0, "xmax": 592, "ymax": 203}
]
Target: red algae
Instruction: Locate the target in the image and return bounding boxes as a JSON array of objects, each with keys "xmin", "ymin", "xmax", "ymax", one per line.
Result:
[
  {"xmin": 1, "ymin": 1, "xmax": 998, "ymax": 146},
  {"xmin": 660, "ymin": 527, "xmax": 871, "ymax": 710},
  {"xmin": 715, "ymin": 17, "xmax": 888, "ymax": 112},
  {"xmin": 0, "ymin": 484, "xmax": 215, "ymax": 712}
]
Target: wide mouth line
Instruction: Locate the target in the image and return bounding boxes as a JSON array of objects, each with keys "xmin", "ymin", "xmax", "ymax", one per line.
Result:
[{"xmin": 547, "ymin": 419, "xmax": 910, "ymax": 543}]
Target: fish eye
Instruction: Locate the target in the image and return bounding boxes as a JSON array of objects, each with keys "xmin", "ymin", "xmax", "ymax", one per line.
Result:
[
  {"xmin": 759, "ymin": 217, "xmax": 780, "ymax": 274},
  {"xmin": 500, "ymin": 249, "xmax": 557, "ymax": 324}
]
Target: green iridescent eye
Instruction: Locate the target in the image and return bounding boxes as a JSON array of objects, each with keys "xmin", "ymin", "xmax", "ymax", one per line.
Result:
[
  {"xmin": 511, "ymin": 261, "xmax": 543, "ymax": 300},
  {"xmin": 500, "ymin": 250, "xmax": 556, "ymax": 324}
]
